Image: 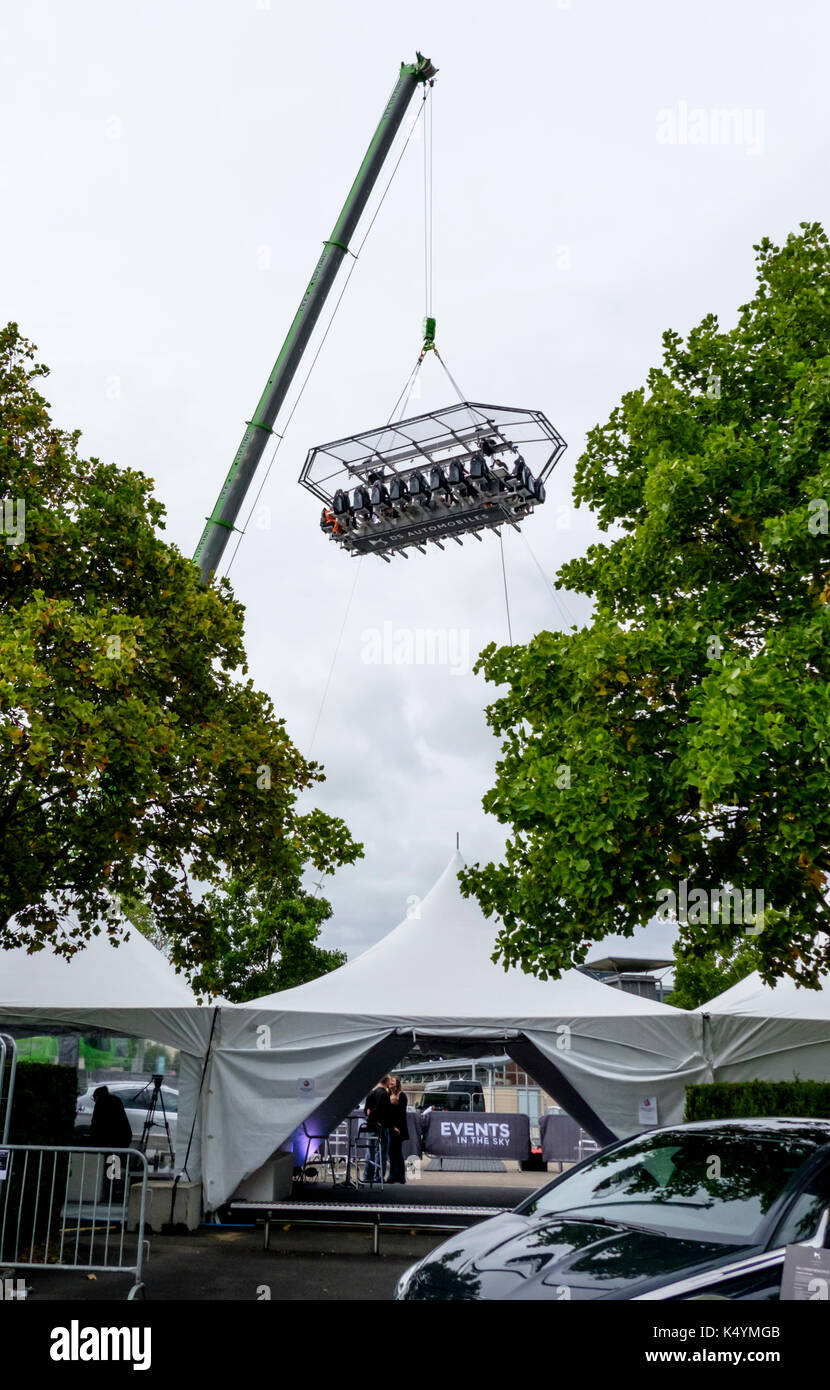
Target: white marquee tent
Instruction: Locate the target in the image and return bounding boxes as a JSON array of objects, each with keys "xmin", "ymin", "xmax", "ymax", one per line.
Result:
[
  {"xmin": 202, "ymin": 855, "xmax": 709, "ymax": 1208},
  {"xmin": 700, "ymin": 969, "xmax": 830, "ymax": 1084},
  {"xmin": 0, "ymin": 914, "xmax": 210, "ymax": 1046},
  {"xmin": 0, "ymin": 914, "xmax": 217, "ymax": 1180},
  {"xmin": 8, "ymin": 867, "xmax": 829, "ymax": 1210}
]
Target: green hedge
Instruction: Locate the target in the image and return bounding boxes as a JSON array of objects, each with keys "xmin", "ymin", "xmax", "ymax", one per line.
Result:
[
  {"xmin": 685, "ymin": 1080, "xmax": 830, "ymax": 1123},
  {"xmin": 7, "ymin": 1060, "xmax": 78, "ymax": 1144}
]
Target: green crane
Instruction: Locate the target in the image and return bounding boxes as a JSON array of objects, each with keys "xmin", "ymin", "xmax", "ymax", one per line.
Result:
[{"xmin": 194, "ymin": 52, "xmax": 437, "ymax": 584}]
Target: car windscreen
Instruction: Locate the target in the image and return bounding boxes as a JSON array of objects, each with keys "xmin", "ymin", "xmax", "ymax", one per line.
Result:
[{"xmin": 521, "ymin": 1129, "xmax": 825, "ymax": 1242}]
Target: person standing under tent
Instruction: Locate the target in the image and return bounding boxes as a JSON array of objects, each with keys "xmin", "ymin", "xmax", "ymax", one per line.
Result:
[
  {"xmin": 362, "ymin": 1076, "xmax": 392, "ymax": 1184},
  {"xmin": 386, "ymin": 1076, "xmax": 408, "ymax": 1184},
  {"xmin": 90, "ymin": 1086, "xmax": 133, "ymax": 1151}
]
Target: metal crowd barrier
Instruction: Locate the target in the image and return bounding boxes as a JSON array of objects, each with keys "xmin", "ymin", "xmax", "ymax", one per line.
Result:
[
  {"xmin": 0, "ymin": 1145, "xmax": 150, "ymax": 1299},
  {"xmin": 577, "ymin": 1135, "xmax": 600, "ymax": 1161}
]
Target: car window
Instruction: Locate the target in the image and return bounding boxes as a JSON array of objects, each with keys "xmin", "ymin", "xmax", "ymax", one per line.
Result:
[
  {"xmin": 122, "ymin": 1090, "xmax": 152, "ymax": 1110},
  {"xmin": 421, "ymin": 1093, "xmax": 453, "ymax": 1111},
  {"xmin": 771, "ymin": 1163, "xmax": 830, "ymax": 1246},
  {"xmin": 120, "ymin": 1087, "xmax": 178, "ymax": 1113},
  {"xmin": 522, "ymin": 1129, "xmax": 826, "ymax": 1243}
]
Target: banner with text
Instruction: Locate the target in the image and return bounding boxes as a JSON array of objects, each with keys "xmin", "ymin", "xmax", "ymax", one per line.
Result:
[{"xmin": 422, "ymin": 1113, "xmax": 531, "ymax": 1161}]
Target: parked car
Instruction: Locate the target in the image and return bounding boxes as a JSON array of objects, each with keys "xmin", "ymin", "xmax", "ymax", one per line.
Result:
[
  {"xmin": 417, "ymin": 1079, "xmax": 485, "ymax": 1113},
  {"xmin": 395, "ymin": 1119, "xmax": 830, "ymax": 1300},
  {"xmin": 75, "ymin": 1080, "xmax": 178, "ymax": 1152}
]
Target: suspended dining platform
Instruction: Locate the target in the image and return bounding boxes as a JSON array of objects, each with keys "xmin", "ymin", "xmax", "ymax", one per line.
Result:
[{"xmin": 300, "ymin": 401, "xmax": 567, "ymax": 561}]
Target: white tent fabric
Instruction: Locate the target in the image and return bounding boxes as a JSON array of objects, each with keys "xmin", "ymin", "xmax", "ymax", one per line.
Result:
[
  {"xmin": 0, "ymin": 914, "xmax": 213, "ymax": 1056},
  {"xmin": 202, "ymin": 854, "xmax": 709, "ymax": 1207},
  {"xmin": 702, "ymin": 970, "xmax": 830, "ymax": 1083},
  {"xmin": 0, "ymin": 914, "xmax": 217, "ymax": 1180},
  {"xmin": 31, "ymin": 871, "xmax": 830, "ymax": 1210}
]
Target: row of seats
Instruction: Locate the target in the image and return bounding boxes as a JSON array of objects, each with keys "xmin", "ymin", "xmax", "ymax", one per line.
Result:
[{"xmin": 320, "ymin": 449, "xmax": 544, "ymax": 535}]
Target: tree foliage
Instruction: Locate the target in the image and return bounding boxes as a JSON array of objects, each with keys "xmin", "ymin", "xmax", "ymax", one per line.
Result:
[
  {"xmin": 0, "ymin": 324, "xmax": 362, "ymax": 974},
  {"xmin": 122, "ymin": 892, "xmax": 172, "ymax": 958},
  {"xmin": 125, "ymin": 819, "xmax": 351, "ymax": 1001},
  {"xmin": 666, "ymin": 939, "xmax": 762, "ymax": 1010},
  {"xmin": 461, "ymin": 224, "xmax": 830, "ymax": 988},
  {"xmin": 193, "ymin": 874, "xmax": 347, "ymax": 1003}
]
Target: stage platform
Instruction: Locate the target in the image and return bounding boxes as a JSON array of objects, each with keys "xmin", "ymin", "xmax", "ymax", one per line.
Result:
[{"xmin": 288, "ymin": 1168, "xmax": 543, "ymax": 1209}]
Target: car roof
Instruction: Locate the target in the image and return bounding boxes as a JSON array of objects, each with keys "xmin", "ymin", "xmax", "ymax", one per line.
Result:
[
  {"xmin": 624, "ymin": 1118, "xmax": 830, "ymax": 1153},
  {"xmin": 660, "ymin": 1118, "xmax": 830, "ymax": 1133},
  {"xmin": 84, "ymin": 1080, "xmax": 176, "ymax": 1093},
  {"xmin": 423, "ymin": 1078, "xmax": 483, "ymax": 1088}
]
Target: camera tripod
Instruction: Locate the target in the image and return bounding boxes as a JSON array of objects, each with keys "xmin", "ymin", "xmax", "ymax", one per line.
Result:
[{"xmin": 135, "ymin": 1074, "xmax": 174, "ymax": 1169}]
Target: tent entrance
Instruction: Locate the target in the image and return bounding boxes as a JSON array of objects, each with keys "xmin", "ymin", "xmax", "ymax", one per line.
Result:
[
  {"xmin": 291, "ymin": 1028, "xmax": 615, "ymax": 1165},
  {"xmin": 405, "ymin": 1033, "xmax": 615, "ymax": 1144}
]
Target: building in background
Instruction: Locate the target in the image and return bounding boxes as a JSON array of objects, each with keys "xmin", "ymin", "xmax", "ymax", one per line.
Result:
[
  {"xmin": 579, "ymin": 919, "xmax": 678, "ymax": 1002},
  {"xmin": 395, "ymin": 1054, "xmax": 553, "ymax": 1130}
]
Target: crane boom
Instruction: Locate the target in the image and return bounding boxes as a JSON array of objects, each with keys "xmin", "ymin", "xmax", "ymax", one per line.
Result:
[{"xmin": 194, "ymin": 52, "xmax": 437, "ymax": 583}]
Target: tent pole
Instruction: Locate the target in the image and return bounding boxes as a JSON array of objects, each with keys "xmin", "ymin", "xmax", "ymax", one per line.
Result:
[{"xmin": 181, "ymin": 1005, "xmax": 220, "ymax": 1184}]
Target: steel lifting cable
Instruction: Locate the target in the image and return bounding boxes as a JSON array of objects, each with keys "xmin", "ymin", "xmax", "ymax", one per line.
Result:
[
  {"xmin": 418, "ymin": 98, "xmax": 509, "ymax": 651},
  {"xmin": 376, "ymin": 91, "xmax": 439, "ymax": 439},
  {"xmin": 421, "ymin": 94, "xmax": 487, "ymax": 429},
  {"xmin": 222, "ymin": 90, "xmax": 431, "ymax": 581},
  {"xmin": 424, "ymin": 82, "xmax": 433, "ymax": 321},
  {"xmin": 389, "ymin": 85, "xmax": 483, "ymax": 432},
  {"xmin": 518, "ymin": 527, "xmax": 579, "ymax": 631},
  {"xmin": 499, "ymin": 532, "xmax": 514, "ymax": 645},
  {"xmin": 418, "ymin": 89, "xmax": 487, "ymax": 431},
  {"xmin": 420, "ymin": 88, "xmax": 507, "ymax": 639},
  {"xmin": 378, "ymin": 87, "xmax": 434, "ymax": 432},
  {"xmin": 307, "ymin": 555, "xmax": 363, "ymax": 757},
  {"xmin": 386, "ymin": 353, "xmax": 426, "ymax": 426}
]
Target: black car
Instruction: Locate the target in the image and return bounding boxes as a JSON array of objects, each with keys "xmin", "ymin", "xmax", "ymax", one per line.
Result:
[
  {"xmin": 417, "ymin": 1079, "xmax": 486, "ymax": 1114},
  {"xmin": 395, "ymin": 1119, "xmax": 830, "ymax": 1300}
]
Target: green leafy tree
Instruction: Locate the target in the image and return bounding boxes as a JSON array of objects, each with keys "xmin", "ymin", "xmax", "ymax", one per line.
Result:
[
  {"xmin": 0, "ymin": 324, "xmax": 362, "ymax": 975},
  {"xmin": 122, "ymin": 892, "xmax": 172, "ymax": 957},
  {"xmin": 461, "ymin": 224, "xmax": 830, "ymax": 988},
  {"xmin": 124, "ymin": 809, "xmax": 355, "ymax": 998},
  {"xmin": 666, "ymin": 939, "xmax": 762, "ymax": 1010},
  {"xmin": 194, "ymin": 874, "xmax": 347, "ymax": 1002}
]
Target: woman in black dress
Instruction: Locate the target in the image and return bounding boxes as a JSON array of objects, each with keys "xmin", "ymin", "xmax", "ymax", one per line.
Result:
[{"xmin": 386, "ymin": 1076, "xmax": 408, "ymax": 1184}]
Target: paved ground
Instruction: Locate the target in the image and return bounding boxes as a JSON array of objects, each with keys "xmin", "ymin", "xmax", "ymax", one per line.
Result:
[
  {"xmin": 12, "ymin": 1171, "xmax": 549, "ymax": 1302},
  {"xmin": 18, "ymin": 1226, "xmax": 444, "ymax": 1301}
]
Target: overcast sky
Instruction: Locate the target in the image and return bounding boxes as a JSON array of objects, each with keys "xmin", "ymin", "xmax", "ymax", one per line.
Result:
[{"xmin": 5, "ymin": 0, "xmax": 830, "ymax": 963}]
